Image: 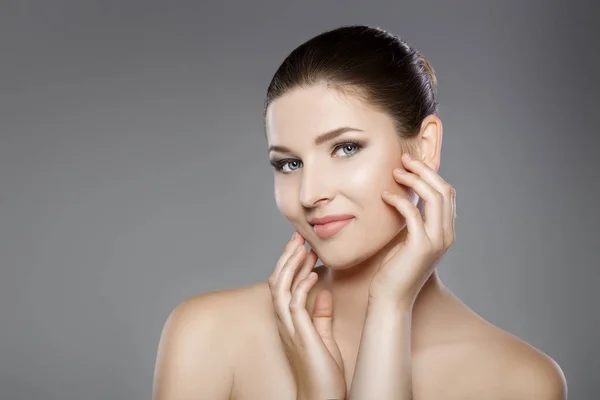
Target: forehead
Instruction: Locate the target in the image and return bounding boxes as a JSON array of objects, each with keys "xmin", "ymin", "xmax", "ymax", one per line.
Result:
[{"xmin": 265, "ymin": 84, "xmax": 394, "ymax": 144}]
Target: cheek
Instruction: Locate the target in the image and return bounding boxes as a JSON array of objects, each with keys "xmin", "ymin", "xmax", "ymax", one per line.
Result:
[
  {"xmin": 274, "ymin": 179, "xmax": 298, "ymax": 221},
  {"xmin": 347, "ymin": 152, "xmax": 405, "ymax": 197},
  {"xmin": 346, "ymin": 153, "xmax": 409, "ymax": 227}
]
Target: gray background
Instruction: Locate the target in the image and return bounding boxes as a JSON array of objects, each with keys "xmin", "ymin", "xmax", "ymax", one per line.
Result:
[{"xmin": 1, "ymin": 0, "xmax": 598, "ymax": 399}]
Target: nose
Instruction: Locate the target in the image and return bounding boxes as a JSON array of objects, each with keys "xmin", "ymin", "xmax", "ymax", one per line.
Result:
[{"xmin": 299, "ymin": 164, "xmax": 335, "ymax": 208}]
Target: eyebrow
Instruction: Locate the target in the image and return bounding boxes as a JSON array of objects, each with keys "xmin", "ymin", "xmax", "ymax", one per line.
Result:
[{"xmin": 268, "ymin": 126, "xmax": 364, "ymax": 154}]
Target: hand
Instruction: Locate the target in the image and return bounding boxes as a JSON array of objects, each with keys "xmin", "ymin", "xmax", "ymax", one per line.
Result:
[
  {"xmin": 370, "ymin": 152, "xmax": 457, "ymax": 307},
  {"xmin": 268, "ymin": 232, "xmax": 347, "ymax": 400}
]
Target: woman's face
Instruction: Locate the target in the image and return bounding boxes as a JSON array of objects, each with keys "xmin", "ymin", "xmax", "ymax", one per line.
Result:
[{"xmin": 265, "ymin": 83, "xmax": 419, "ymax": 269}]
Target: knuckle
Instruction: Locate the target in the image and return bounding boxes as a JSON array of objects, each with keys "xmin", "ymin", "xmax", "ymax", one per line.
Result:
[
  {"xmin": 436, "ymin": 242, "xmax": 445, "ymax": 255},
  {"xmin": 445, "ymin": 233, "xmax": 455, "ymax": 248},
  {"xmin": 270, "ymin": 292, "xmax": 279, "ymax": 304},
  {"xmin": 386, "ymin": 192, "xmax": 400, "ymax": 205},
  {"xmin": 271, "ymin": 288, "xmax": 287, "ymax": 302},
  {"xmin": 424, "ymin": 238, "xmax": 442, "ymax": 255},
  {"xmin": 269, "ymin": 280, "xmax": 278, "ymax": 298},
  {"xmin": 295, "ymin": 245, "xmax": 306, "ymax": 256},
  {"xmin": 409, "ymin": 204, "xmax": 421, "ymax": 218},
  {"xmin": 289, "ymin": 301, "xmax": 303, "ymax": 314}
]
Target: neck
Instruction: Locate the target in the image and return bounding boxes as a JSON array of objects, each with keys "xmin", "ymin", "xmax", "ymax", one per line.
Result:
[{"xmin": 312, "ymin": 227, "xmax": 449, "ymax": 341}]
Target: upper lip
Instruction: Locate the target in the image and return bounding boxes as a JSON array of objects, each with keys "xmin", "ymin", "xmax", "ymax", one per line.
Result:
[{"xmin": 308, "ymin": 214, "xmax": 354, "ymax": 225}]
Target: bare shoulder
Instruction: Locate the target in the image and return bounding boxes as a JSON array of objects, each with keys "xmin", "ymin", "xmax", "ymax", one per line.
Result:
[
  {"xmin": 482, "ymin": 328, "xmax": 567, "ymax": 400},
  {"xmin": 447, "ymin": 320, "xmax": 567, "ymax": 399},
  {"xmin": 153, "ymin": 281, "xmax": 272, "ymax": 400},
  {"xmin": 414, "ymin": 293, "xmax": 567, "ymax": 400}
]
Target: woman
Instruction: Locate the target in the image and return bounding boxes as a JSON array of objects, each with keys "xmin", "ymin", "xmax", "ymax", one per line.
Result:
[{"xmin": 153, "ymin": 25, "xmax": 567, "ymax": 399}]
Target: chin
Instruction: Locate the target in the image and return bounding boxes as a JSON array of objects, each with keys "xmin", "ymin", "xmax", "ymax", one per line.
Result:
[
  {"xmin": 308, "ymin": 223, "xmax": 407, "ymax": 271},
  {"xmin": 316, "ymin": 253, "xmax": 358, "ymax": 270},
  {"xmin": 310, "ymin": 238, "xmax": 380, "ymax": 270}
]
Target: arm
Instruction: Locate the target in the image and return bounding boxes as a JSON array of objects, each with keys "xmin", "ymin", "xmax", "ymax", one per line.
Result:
[
  {"xmin": 348, "ymin": 300, "xmax": 413, "ymax": 400},
  {"xmin": 349, "ymin": 153, "xmax": 457, "ymax": 399},
  {"xmin": 152, "ymin": 295, "xmax": 235, "ymax": 400}
]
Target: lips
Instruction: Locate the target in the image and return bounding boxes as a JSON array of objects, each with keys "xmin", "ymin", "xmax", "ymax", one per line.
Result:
[
  {"xmin": 310, "ymin": 215, "xmax": 355, "ymax": 239},
  {"xmin": 309, "ymin": 214, "xmax": 354, "ymax": 225}
]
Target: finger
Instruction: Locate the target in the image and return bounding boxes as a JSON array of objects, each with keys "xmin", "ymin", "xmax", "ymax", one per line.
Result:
[
  {"xmin": 312, "ymin": 289, "xmax": 344, "ymax": 371},
  {"xmin": 277, "ymin": 244, "xmax": 307, "ymax": 292},
  {"xmin": 401, "ymin": 153, "xmax": 448, "ymax": 192},
  {"xmin": 381, "ymin": 190, "xmax": 428, "ymax": 241},
  {"xmin": 274, "ymin": 244, "xmax": 307, "ymax": 333},
  {"xmin": 312, "ymin": 290, "xmax": 335, "ymax": 344},
  {"xmin": 268, "ymin": 233, "xmax": 306, "ymax": 348},
  {"xmin": 289, "ymin": 271, "xmax": 321, "ymax": 340},
  {"xmin": 290, "ymin": 273, "xmax": 339, "ymax": 363},
  {"xmin": 393, "ymin": 169, "xmax": 443, "ymax": 242},
  {"xmin": 446, "ymin": 186, "xmax": 457, "ymax": 250},
  {"xmin": 401, "ymin": 154, "xmax": 455, "ymax": 247},
  {"xmin": 268, "ymin": 232, "xmax": 304, "ymax": 288},
  {"xmin": 291, "ymin": 248, "xmax": 318, "ymax": 293}
]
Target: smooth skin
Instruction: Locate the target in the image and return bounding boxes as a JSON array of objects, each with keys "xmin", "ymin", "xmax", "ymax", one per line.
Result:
[
  {"xmin": 269, "ymin": 236, "xmax": 347, "ymax": 400},
  {"xmin": 153, "ymin": 83, "xmax": 567, "ymax": 400},
  {"xmin": 269, "ymin": 151, "xmax": 456, "ymax": 399}
]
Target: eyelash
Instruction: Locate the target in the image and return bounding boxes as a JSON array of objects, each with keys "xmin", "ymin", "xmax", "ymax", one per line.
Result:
[{"xmin": 269, "ymin": 140, "xmax": 365, "ymax": 174}]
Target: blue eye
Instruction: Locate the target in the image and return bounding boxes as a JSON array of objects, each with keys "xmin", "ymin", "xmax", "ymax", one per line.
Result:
[
  {"xmin": 334, "ymin": 143, "xmax": 360, "ymax": 157},
  {"xmin": 281, "ymin": 160, "xmax": 302, "ymax": 173},
  {"xmin": 269, "ymin": 140, "xmax": 365, "ymax": 174}
]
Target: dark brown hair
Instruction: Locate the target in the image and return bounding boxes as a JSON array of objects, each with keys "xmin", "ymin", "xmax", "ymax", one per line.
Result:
[{"xmin": 264, "ymin": 25, "xmax": 438, "ymax": 153}]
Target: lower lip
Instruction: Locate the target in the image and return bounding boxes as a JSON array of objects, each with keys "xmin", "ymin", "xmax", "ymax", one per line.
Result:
[{"xmin": 312, "ymin": 218, "xmax": 354, "ymax": 239}]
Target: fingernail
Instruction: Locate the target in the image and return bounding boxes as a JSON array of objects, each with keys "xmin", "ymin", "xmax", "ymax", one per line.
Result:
[
  {"xmin": 394, "ymin": 168, "xmax": 405, "ymax": 175},
  {"xmin": 404, "ymin": 153, "xmax": 412, "ymax": 161},
  {"xmin": 292, "ymin": 232, "xmax": 298, "ymax": 240}
]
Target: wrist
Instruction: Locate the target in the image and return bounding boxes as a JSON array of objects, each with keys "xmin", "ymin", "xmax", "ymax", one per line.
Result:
[
  {"xmin": 367, "ymin": 294, "xmax": 413, "ymax": 315},
  {"xmin": 368, "ymin": 280, "xmax": 418, "ymax": 312}
]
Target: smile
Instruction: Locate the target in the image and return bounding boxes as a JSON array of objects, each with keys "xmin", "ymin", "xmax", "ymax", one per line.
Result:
[{"xmin": 312, "ymin": 218, "xmax": 355, "ymax": 239}]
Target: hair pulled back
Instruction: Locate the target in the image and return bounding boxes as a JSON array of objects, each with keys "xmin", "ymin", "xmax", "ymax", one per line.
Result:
[{"xmin": 264, "ymin": 25, "xmax": 438, "ymax": 150}]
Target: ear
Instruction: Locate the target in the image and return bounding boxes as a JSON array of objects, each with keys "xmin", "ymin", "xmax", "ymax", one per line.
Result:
[{"xmin": 416, "ymin": 114, "xmax": 443, "ymax": 172}]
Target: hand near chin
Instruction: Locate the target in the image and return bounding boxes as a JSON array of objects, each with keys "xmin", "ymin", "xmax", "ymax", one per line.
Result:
[
  {"xmin": 268, "ymin": 232, "xmax": 347, "ymax": 400},
  {"xmin": 370, "ymin": 153, "xmax": 457, "ymax": 308}
]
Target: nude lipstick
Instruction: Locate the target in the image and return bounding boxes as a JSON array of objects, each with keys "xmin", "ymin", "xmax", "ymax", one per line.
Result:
[{"xmin": 309, "ymin": 214, "xmax": 355, "ymax": 239}]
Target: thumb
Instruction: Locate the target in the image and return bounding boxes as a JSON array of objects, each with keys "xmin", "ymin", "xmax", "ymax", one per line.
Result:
[
  {"xmin": 312, "ymin": 290, "xmax": 344, "ymax": 371},
  {"xmin": 312, "ymin": 289, "xmax": 333, "ymax": 336}
]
